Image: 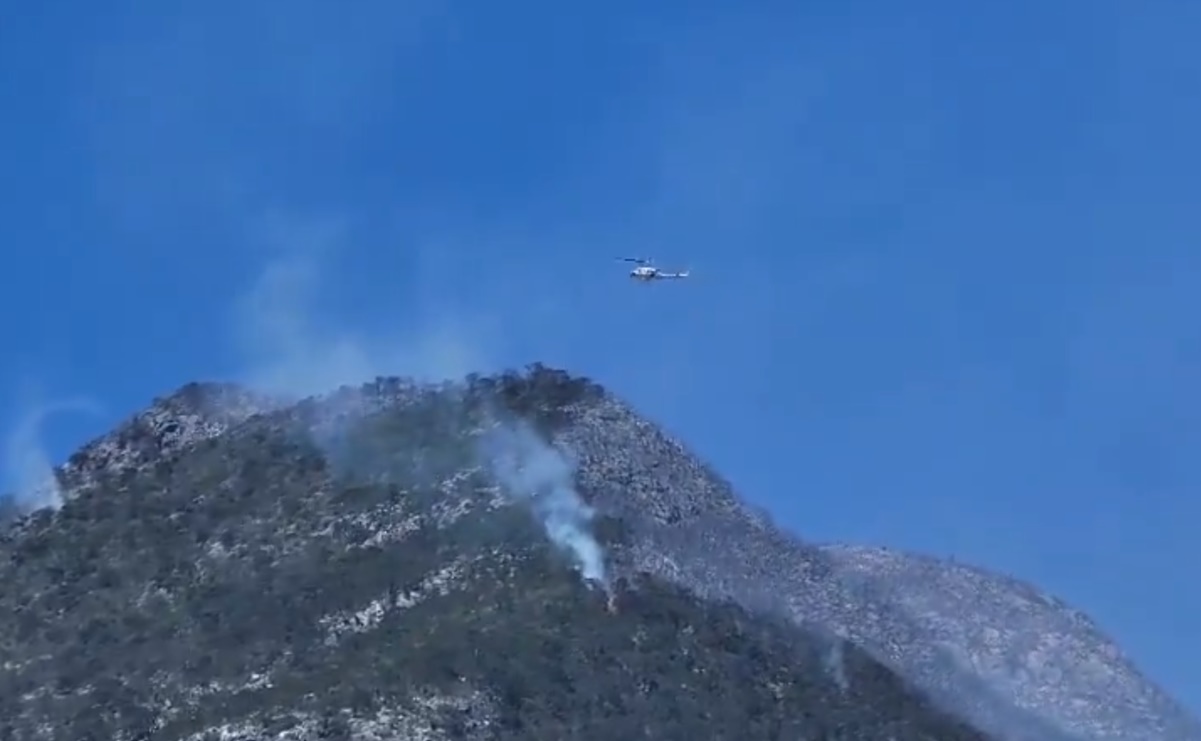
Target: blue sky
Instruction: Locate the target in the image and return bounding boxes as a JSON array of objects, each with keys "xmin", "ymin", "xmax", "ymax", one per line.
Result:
[{"xmin": 2, "ymin": 0, "xmax": 1199, "ymax": 716}]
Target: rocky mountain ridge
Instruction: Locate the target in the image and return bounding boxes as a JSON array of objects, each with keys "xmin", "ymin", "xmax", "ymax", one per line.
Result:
[
  {"xmin": 3, "ymin": 365, "xmax": 1198, "ymax": 741},
  {"xmin": 1, "ymin": 370, "xmax": 990, "ymax": 740}
]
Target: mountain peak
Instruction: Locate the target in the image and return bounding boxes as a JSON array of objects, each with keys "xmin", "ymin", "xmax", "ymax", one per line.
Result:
[
  {"xmin": 2, "ymin": 364, "xmax": 1196, "ymax": 740},
  {"xmin": 0, "ymin": 366, "xmax": 993, "ymax": 740},
  {"xmin": 53, "ymin": 381, "xmax": 279, "ymax": 502}
]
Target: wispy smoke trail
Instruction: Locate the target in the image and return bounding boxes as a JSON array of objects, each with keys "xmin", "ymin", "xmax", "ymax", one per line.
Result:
[
  {"xmin": 231, "ymin": 216, "xmax": 489, "ymax": 401},
  {"xmin": 234, "ymin": 247, "xmax": 377, "ymax": 399},
  {"xmin": 226, "ymin": 215, "xmax": 499, "ymax": 487},
  {"xmin": 479, "ymin": 421, "xmax": 608, "ymax": 588},
  {"xmin": 2, "ymin": 397, "xmax": 103, "ymax": 512}
]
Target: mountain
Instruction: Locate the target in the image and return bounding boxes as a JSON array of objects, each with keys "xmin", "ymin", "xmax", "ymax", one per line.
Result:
[
  {"xmin": 0, "ymin": 370, "xmax": 987, "ymax": 741},
  {"xmin": 0, "ymin": 365, "xmax": 1196, "ymax": 740}
]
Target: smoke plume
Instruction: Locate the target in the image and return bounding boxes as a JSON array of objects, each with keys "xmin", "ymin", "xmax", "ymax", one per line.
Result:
[
  {"xmin": 230, "ymin": 214, "xmax": 490, "ymax": 401},
  {"xmin": 479, "ymin": 420, "xmax": 608, "ymax": 589},
  {"xmin": 228, "ymin": 222, "xmax": 617, "ymax": 592},
  {"xmin": 2, "ymin": 396, "xmax": 103, "ymax": 511}
]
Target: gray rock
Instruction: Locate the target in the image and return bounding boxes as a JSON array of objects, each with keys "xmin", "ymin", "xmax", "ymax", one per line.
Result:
[{"xmin": 1, "ymin": 365, "xmax": 1195, "ymax": 740}]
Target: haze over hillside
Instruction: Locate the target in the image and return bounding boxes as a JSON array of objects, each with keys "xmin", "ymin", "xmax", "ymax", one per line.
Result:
[{"xmin": 1, "ymin": 366, "xmax": 1197, "ymax": 740}]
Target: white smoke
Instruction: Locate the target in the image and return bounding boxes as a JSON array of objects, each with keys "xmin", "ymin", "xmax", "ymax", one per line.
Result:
[
  {"xmin": 2, "ymin": 396, "xmax": 103, "ymax": 512},
  {"xmin": 479, "ymin": 420, "xmax": 608, "ymax": 588},
  {"xmin": 231, "ymin": 222, "xmax": 614, "ymax": 592},
  {"xmin": 824, "ymin": 638, "xmax": 850, "ymax": 693},
  {"xmin": 230, "ymin": 214, "xmax": 490, "ymax": 400}
]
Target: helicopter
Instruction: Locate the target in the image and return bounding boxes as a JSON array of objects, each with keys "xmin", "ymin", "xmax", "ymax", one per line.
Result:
[{"xmin": 618, "ymin": 257, "xmax": 690, "ymax": 282}]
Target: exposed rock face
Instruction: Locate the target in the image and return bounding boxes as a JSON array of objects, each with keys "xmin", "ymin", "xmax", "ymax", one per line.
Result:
[
  {"xmin": 0, "ymin": 366, "xmax": 1195, "ymax": 740},
  {"xmin": 820, "ymin": 545, "xmax": 1201, "ymax": 741},
  {"xmin": 54, "ymin": 382, "xmax": 280, "ymax": 500}
]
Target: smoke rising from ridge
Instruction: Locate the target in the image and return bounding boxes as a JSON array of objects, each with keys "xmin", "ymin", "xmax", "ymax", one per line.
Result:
[
  {"xmin": 2, "ymin": 396, "xmax": 103, "ymax": 511},
  {"xmin": 230, "ymin": 215, "xmax": 491, "ymax": 401},
  {"xmin": 479, "ymin": 420, "xmax": 608, "ymax": 588},
  {"xmin": 228, "ymin": 230, "xmax": 618, "ymax": 597}
]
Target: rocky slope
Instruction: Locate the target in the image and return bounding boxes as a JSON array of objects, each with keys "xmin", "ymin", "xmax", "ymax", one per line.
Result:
[
  {"xmin": 1, "ymin": 365, "xmax": 1196, "ymax": 740},
  {"xmin": 820, "ymin": 544, "xmax": 1198, "ymax": 741},
  {"xmin": 0, "ymin": 369, "xmax": 988, "ymax": 741}
]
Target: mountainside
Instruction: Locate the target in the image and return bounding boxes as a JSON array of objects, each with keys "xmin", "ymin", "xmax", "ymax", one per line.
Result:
[
  {"xmin": 819, "ymin": 544, "xmax": 1199, "ymax": 741},
  {"xmin": 1, "ymin": 365, "xmax": 1196, "ymax": 740},
  {"xmin": 0, "ymin": 370, "xmax": 988, "ymax": 741}
]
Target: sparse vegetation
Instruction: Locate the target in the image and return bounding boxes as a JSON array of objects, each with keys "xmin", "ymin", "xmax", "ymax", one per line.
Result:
[{"xmin": 0, "ymin": 368, "xmax": 995, "ymax": 740}]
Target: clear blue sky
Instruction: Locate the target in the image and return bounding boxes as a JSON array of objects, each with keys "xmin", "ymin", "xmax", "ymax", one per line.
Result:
[{"xmin": 2, "ymin": 0, "xmax": 1198, "ymax": 717}]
